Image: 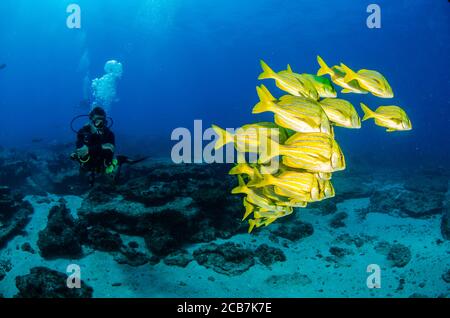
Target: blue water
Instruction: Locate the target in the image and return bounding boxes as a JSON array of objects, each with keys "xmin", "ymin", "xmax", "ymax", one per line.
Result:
[{"xmin": 0, "ymin": 0, "xmax": 449, "ymax": 167}]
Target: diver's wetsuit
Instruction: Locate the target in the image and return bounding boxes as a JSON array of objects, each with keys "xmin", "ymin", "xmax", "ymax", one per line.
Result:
[{"xmin": 76, "ymin": 124, "xmax": 115, "ymax": 173}]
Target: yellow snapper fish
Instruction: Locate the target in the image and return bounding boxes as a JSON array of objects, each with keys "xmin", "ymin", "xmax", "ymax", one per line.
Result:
[
  {"xmin": 301, "ymin": 73, "xmax": 337, "ymax": 98},
  {"xmin": 258, "ymin": 60, "xmax": 318, "ymax": 99},
  {"xmin": 253, "ymin": 85, "xmax": 332, "ymax": 135},
  {"xmin": 249, "ymin": 171, "xmax": 321, "ymax": 202},
  {"xmin": 229, "ymin": 163, "xmax": 258, "ymax": 178},
  {"xmin": 317, "ymin": 56, "xmax": 369, "ymax": 94},
  {"xmin": 360, "ymin": 103, "xmax": 412, "ymax": 132},
  {"xmin": 212, "ymin": 122, "xmax": 280, "ymax": 152},
  {"xmin": 258, "ymin": 131, "xmax": 345, "ymax": 172},
  {"xmin": 280, "ymin": 65, "xmax": 319, "ymax": 100},
  {"xmin": 316, "ymin": 177, "xmax": 335, "ymax": 199},
  {"xmin": 319, "ymin": 98, "xmax": 361, "ymax": 129},
  {"xmin": 232, "ymin": 175, "xmax": 289, "ymax": 212},
  {"xmin": 340, "ymin": 63, "xmax": 394, "ymax": 98},
  {"xmin": 262, "ymin": 186, "xmax": 308, "ymax": 208},
  {"xmin": 281, "ymin": 135, "xmax": 345, "ymax": 172}
]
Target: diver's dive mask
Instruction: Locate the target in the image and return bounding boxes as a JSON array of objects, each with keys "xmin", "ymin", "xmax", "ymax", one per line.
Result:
[{"xmin": 91, "ymin": 116, "xmax": 106, "ymax": 129}]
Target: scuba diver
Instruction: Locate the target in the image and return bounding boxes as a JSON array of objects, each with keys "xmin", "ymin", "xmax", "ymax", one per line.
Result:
[{"xmin": 71, "ymin": 106, "xmax": 147, "ymax": 186}]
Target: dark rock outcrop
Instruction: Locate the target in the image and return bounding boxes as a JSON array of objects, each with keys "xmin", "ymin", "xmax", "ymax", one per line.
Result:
[
  {"xmin": 37, "ymin": 201, "xmax": 82, "ymax": 259},
  {"xmin": 193, "ymin": 242, "xmax": 255, "ymax": 276},
  {"xmin": 163, "ymin": 250, "xmax": 193, "ymax": 267},
  {"xmin": 255, "ymin": 244, "xmax": 286, "ymax": 266},
  {"xmin": 387, "ymin": 244, "xmax": 411, "ymax": 268},
  {"xmin": 76, "ymin": 163, "xmax": 244, "ymax": 256},
  {"xmin": 329, "ymin": 212, "xmax": 348, "ymax": 229},
  {"xmin": 0, "ymin": 259, "xmax": 12, "ymax": 281},
  {"xmin": 0, "ymin": 186, "xmax": 34, "ymax": 248},
  {"xmin": 271, "ymin": 220, "xmax": 314, "ymax": 241},
  {"xmin": 329, "ymin": 246, "xmax": 351, "ymax": 258},
  {"xmin": 442, "ymin": 269, "xmax": 450, "ymax": 283},
  {"xmin": 15, "ymin": 267, "xmax": 93, "ymax": 298},
  {"xmin": 369, "ymin": 188, "xmax": 444, "ymax": 218},
  {"xmin": 84, "ymin": 226, "xmax": 123, "ymax": 252},
  {"xmin": 113, "ymin": 246, "xmax": 151, "ymax": 267}
]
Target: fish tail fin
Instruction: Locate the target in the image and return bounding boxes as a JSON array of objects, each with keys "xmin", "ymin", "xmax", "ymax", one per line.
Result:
[
  {"xmin": 253, "ymin": 85, "xmax": 276, "ymax": 114},
  {"xmin": 211, "ymin": 124, "xmax": 234, "ymax": 150},
  {"xmin": 248, "ymin": 172, "xmax": 276, "ymax": 188},
  {"xmin": 260, "ymin": 84, "xmax": 276, "ymax": 101},
  {"xmin": 247, "ymin": 167, "xmax": 264, "ymax": 187},
  {"xmin": 242, "ymin": 198, "xmax": 254, "ymax": 221},
  {"xmin": 340, "ymin": 63, "xmax": 358, "ymax": 82},
  {"xmin": 258, "ymin": 60, "xmax": 276, "ymax": 80},
  {"xmin": 248, "ymin": 219, "xmax": 257, "ymax": 233},
  {"xmin": 317, "ymin": 55, "xmax": 331, "ymax": 76},
  {"xmin": 229, "ymin": 164, "xmax": 244, "ymax": 175},
  {"xmin": 231, "ymin": 175, "xmax": 249, "ymax": 194},
  {"xmin": 360, "ymin": 103, "xmax": 375, "ymax": 121},
  {"xmin": 264, "ymin": 217, "xmax": 277, "ymax": 227},
  {"xmin": 257, "ymin": 138, "xmax": 281, "ymax": 164}
]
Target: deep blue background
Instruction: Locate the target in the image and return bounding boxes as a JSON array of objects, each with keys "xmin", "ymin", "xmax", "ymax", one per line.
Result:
[{"xmin": 0, "ymin": 0, "xmax": 448, "ymax": 167}]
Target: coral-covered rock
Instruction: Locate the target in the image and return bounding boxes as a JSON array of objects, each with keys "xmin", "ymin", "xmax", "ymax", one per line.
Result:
[
  {"xmin": 163, "ymin": 250, "xmax": 193, "ymax": 268},
  {"xmin": 271, "ymin": 220, "xmax": 314, "ymax": 241},
  {"xmin": 193, "ymin": 242, "xmax": 255, "ymax": 276},
  {"xmin": 113, "ymin": 246, "xmax": 151, "ymax": 267},
  {"xmin": 255, "ymin": 244, "xmax": 286, "ymax": 266},
  {"xmin": 77, "ymin": 163, "xmax": 243, "ymax": 256},
  {"xmin": 369, "ymin": 188, "xmax": 444, "ymax": 218},
  {"xmin": 329, "ymin": 246, "xmax": 352, "ymax": 258},
  {"xmin": 37, "ymin": 201, "xmax": 82, "ymax": 259},
  {"xmin": 0, "ymin": 187, "xmax": 34, "ymax": 248},
  {"xmin": 84, "ymin": 226, "xmax": 123, "ymax": 252},
  {"xmin": 442, "ymin": 269, "xmax": 450, "ymax": 283},
  {"xmin": 387, "ymin": 244, "xmax": 411, "ymax": 268},
  {"xmin": 15, "ymin": 267, "xmax": 93, "ymax": 298},
  {"xmin": 0, "ymin": 259, "xmax": 12, "ymax": 281}
]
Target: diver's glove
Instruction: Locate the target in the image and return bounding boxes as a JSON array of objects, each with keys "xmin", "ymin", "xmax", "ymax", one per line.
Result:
[
  {"xmin": 76, "ymin": 145, "xmax": 89, "ymax": 158},
  {"xmin": 105, "ymin": 158, "xmax": 119, "ymax": 174}
]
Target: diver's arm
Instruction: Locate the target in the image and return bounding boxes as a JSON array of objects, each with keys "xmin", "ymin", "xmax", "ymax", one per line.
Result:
[
  {"xmin": 75, "ymin": 129, "xmax": 89, "ymax": 157},
  {"xmin": 101, "ymin": 131, "xmax": 115, "ymax": 153}
]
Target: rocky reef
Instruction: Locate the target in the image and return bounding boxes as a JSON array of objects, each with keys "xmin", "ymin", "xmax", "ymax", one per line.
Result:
[
  {"xmin": 15, "ymin": 267, "xmax": 93, "ymax": 298},
  {"xmin": 0, "ymin": 186, "xmax": 34, "ymax": 248}
]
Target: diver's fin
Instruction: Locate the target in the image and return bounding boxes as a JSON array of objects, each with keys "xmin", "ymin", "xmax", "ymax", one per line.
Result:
[
  {"xmin": 258, "ymin": 60, "xmax": 276, "ymax": 80},
  {"xmin": 340, "ymin": 63, "xmax": 358, "ymax": 82},
  {"xmin": 211, "ymin": 124, "xmax": 234, "ymax": 150},
  {"xmin": 317, "ymin": 56, "xmax": 331, "ymax": 76},
  {"xmin": 117, "ymin": 155, "xmax": 149, "ymax": 165},
  {"xmin": 360, "ymin": 103, "xmax": 375, "ymax": 121}
]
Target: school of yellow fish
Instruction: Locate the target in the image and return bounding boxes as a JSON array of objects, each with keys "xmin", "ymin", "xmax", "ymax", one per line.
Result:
[{"xmin": 213, "ymin": 56, "xmax": 412, "ymax": 233}]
